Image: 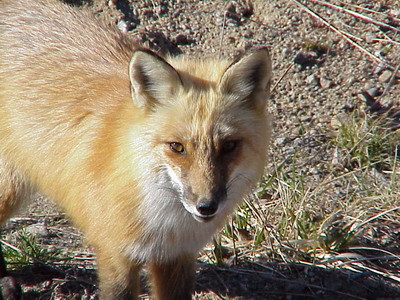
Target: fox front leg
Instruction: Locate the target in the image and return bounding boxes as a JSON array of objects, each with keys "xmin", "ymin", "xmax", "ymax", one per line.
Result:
[
  {"xmin": 96, "ymin": 253, "xmax": 142, "ymax": 300},
  {"xmin": 149, "ymin": 254, "xmax": 195, "ymax": 300}
]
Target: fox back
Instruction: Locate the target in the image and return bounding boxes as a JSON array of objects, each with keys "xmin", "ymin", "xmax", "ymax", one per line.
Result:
[{"xmin": 0, "ymin": 0, "xmax": 272, "ymax": 298}]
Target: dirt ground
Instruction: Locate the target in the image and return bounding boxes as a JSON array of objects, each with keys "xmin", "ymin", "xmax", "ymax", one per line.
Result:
[{"xmin": 1, "ymin": 0, "xmax": 400, "ymax": 299}]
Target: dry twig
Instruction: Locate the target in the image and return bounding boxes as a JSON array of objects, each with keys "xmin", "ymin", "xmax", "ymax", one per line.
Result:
[
  {"xmin": 291, "ymin": 0, "xmax": 393, "ymax": 68},
  {"xmin": 338, "ymin": 1, "xmax": 400, "ymax": 24},
  {"xmin": 309, "ymin": 0, "xmax": 400, "ymax": 33}
]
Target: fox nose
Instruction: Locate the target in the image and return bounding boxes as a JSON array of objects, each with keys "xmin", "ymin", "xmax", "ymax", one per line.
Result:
[{"xmin": 196, "ymin": 199, "xmax": 218, "ymax": 216}]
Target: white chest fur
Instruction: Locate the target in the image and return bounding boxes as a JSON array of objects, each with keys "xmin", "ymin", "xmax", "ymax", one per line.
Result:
[
  {"xmin": 125, "ymin": 187, "xmax": 224, "ymax": 263},
  {"xmin": 124, "ymin": 166, "xmax": 227, "ymax": 263}
]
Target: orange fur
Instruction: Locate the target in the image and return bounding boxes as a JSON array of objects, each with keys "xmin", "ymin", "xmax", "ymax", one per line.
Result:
[{"xmin": 0, "ymin": 0, "xmax": 272, "ymax": 298}]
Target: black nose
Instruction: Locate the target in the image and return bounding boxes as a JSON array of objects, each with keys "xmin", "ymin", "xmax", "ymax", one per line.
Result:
[{"xmin": 196, "ymin": 199, "xmax": 218, "ymax": 216}]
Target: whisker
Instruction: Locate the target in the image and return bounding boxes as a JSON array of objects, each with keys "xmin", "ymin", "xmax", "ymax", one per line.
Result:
[{"xmin": 227, "ymin": 173, "xmax": 253, "ymax": 191}]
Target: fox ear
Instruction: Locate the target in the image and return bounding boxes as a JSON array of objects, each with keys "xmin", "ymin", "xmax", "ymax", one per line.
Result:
[
  {"xmin": 219, "ymin": 48, "xmax": 272, "ymax": 109},
  {"xmin": 129, "ymin": 49, "xmax": 182, "ymax": 109}
]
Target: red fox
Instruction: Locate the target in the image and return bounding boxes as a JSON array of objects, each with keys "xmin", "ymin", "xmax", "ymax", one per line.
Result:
[{"xmin": 0, "ymin": 0, "xmax": 272, "ymax": 298}]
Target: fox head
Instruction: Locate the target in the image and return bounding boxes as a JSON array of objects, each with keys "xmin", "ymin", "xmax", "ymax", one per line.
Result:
[{"xmin": 128, "ymin": 48, "xmax": 272, "ymax": 223}]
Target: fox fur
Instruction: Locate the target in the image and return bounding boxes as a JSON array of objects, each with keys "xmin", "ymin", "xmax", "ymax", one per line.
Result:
[{"xmin": 0, "ymin": 0, "xmax": 273, "ymax": 299}]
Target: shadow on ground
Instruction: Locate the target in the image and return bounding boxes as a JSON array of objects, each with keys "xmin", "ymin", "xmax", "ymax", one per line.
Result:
[
  {"xmin": 5, "ymin": 264, "xmax": 97, "ymax": 299},
  {"xmin": 1, "ymin": 257, "xmax": 399, "ymax": 299},
  {"xmin": 195, "ymin": 260, "xmax": 400, "ymax": 300}
]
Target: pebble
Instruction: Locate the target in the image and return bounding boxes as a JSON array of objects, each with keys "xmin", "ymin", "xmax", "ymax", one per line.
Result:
[
  {"xmin": 357, "ymin": 91, "xmax": 373, "ymax": 103},
  {"xmin": 347, "ymin": 76, "xmax": 356, "ymax": 86},
  {"xmin": 344, "ymin": 101, "xmax": 355, "ymax": 112},
  {"xmin": 117, "ymin": 19, "xmax": 129, "ymax": 34},
  {"xmin": 330, "ymin": 112, "xmax": 348, "ymax": 130},
  {"xmin": 310, "ymin": 167, "xmax": 319, "ymax": 175},
  {"xmin": 300, "ymin": 115, "xmax": 312, "ymax": 122},
  {"xmin": 365, "ymin": 33, "xmax": 375, "ymax": 43},
  {"xmin": 358, "ymin": 91, "xmax": 382, "ymax": 112},
  {"xmin": 364, "ymin": 82, "xmax": 374, "ymax": 90},
  {"xmin": 379, "ymin": 70, "xmax": 393, "ymax": 83},
  {"xmin": 108, "ymin": 0, "xmax": 117, "ymax": 8},
  {"xmin": 276, "ymin": 137, "xmax": 288, "ymax": 145},
  {"xmin": 374, "ymin": 62, "xmax": 386, "ymax": 74},
  {"xmin": 320, "ymin": 77, "xmax": 332, "ymax": 89},
  {"xmin": 282, "ymin": 47, "xmax": 291, "ymax": 57},
  {"xmin": 25, "ymin": 222, "xmax": 49, "ymax": 238},
  {"xmin": 306, "ymin": 74, "xmax": 319, "ymax": 86},
  {"xmin": 367, "ymin": 87, "xmax": 379, "ymax": 97}
]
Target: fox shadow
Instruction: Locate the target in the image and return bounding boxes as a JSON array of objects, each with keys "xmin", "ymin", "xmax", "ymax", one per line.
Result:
[
  {"xmin": 3, "ymin": 257, "xmax": 399, "ymax": 299},
  {"xmin": 195, "ymin": 259, "xmax": 400, "ymax": 299}
]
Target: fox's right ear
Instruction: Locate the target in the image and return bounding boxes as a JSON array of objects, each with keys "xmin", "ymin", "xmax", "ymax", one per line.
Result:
[
  {"xmin": 219, "ymin": 48, "xmax": 272, "ymax": 110},
  {"xmin": 129, "ymin": 50, "xmax": 182, "ymax": 110}
]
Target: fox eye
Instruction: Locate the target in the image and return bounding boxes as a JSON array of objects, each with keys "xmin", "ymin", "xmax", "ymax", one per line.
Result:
[
  {"xmin": 170, "ymin": 142, "xmax": 185, "ymax": 154},
  {"xmin": 221, "ymin": 140, "xmax": 239, "ymax": 154}
]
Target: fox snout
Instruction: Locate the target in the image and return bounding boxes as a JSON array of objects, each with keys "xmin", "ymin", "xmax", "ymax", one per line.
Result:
[
  {"xmin": 194, "ymin": 189, "xmax": 227, "ymax": 222},
  {"xmin": 182, "ymin": 187, "xmax": 227, "ymax": 223},
  {"xmin": 196, "ymin": 198, "xmax": 218, "ymax": 217}
]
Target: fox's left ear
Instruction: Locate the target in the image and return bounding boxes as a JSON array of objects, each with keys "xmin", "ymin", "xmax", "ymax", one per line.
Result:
[
  {"xmin": 129, "ymin": 49, "xmax": 182, "ymax": 110},
  {"xmin": 219, "ymin": 48, "xmax": 272, "ymax": 109}
]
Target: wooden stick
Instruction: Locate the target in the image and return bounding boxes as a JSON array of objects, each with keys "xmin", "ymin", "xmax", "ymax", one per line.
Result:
[
  {"xmin": 291, "ymin": 0, "xmax": 391, "ymax": 68},
  {"xmin": 338, "ymin": 1, "xmax": 400, "ymax": 24},
  {"xmin": 372, "ymin": 38, "xmax": 400, "ymax": 46},
  {"xmin": 308, "ymin": 0, "xmax": 400, "ymax": 33},
  {"xmin": 271, "ymin": 63, "xmax": 293, "ymax": 94},
  {"xmin": 339, "ymin": 29, "xmax": 363, "ymax": 42}
]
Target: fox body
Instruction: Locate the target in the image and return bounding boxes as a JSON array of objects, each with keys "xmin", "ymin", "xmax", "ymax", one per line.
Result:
[{"xmin": 0, "ymin": 0, "xmax": 272, "ymax": 298}]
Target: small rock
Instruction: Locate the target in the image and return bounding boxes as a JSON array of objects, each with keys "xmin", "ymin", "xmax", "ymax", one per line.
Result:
[
  {"xmin": 375, "ymin": 50, "xmax": 385, "ymax": 58},
  {"xmin": 320, "ymin": 77, "xmax": 332, "ymax": 89},
  {"xmin": 367, "ymin": 87, "xmax": 379, "ymax": 97},
  {"xmin": 25, "ymin": 222, "xmax": 49, "ymax": 238},
  {"xmin": 306, "ymin": 74, "xmax": 319, "ymax": 85},
  {"xmin": 365, "ymin": 33, "xmax": 375, "ymax": 43},
  {"xmin": 300, "ymin": 115, "xmax": 311, "ymax": 122},
  {"xmin": 330, "ymin": 113, "xmax": 349, "ymax": 129},
  {"xmin": 117, "ymin": 19, "xmax": 129, "ymax": 34},
  {"xmin": 282, "ymin": 47, "xmax": 291, "ymax": 57},
  {"xmin": 42, "ymin": 280, "xmax": 52, "ymax": 289},
  {"xmin": 331, "ymin": 147, "xmax": 340, "ymax": 165},
  {"xmin": 364, "ymin": 82, "xmax": 374, "ymax": 90},
  {"xmin": 330, "ymin": 118, "xmax": 341, "ymax": 130},
  {"xmin": 344, "ymin": 101, "xmax": 355, "ymax": 112},
  {"xmin": 390, "ymin": 9, "xmax": 400, "ymax": 17},
  {"xmin": 358, "ymin": 91, "xmax": 381, "ymax": 112},
  {"xmin": 276, "ymin": 137, "xmax": 287, "ymax": 145},
  {"xmin": 357, "ymin": 91, "xmax": 372, "ymax": 103},
  {"xmin": 347, "ymin": 76, "xmax": 356, "ymax": 86},
  {"xmin": 108, "ymin": 0, "xmax": 117, "ymax": 8},
  {"xmin": 379, "ymin": 70, "xmax": 393, "ymax": 83},
  {"xmin": 373, "ymin": 62, "xmax": 386, "ymax": 74}
]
